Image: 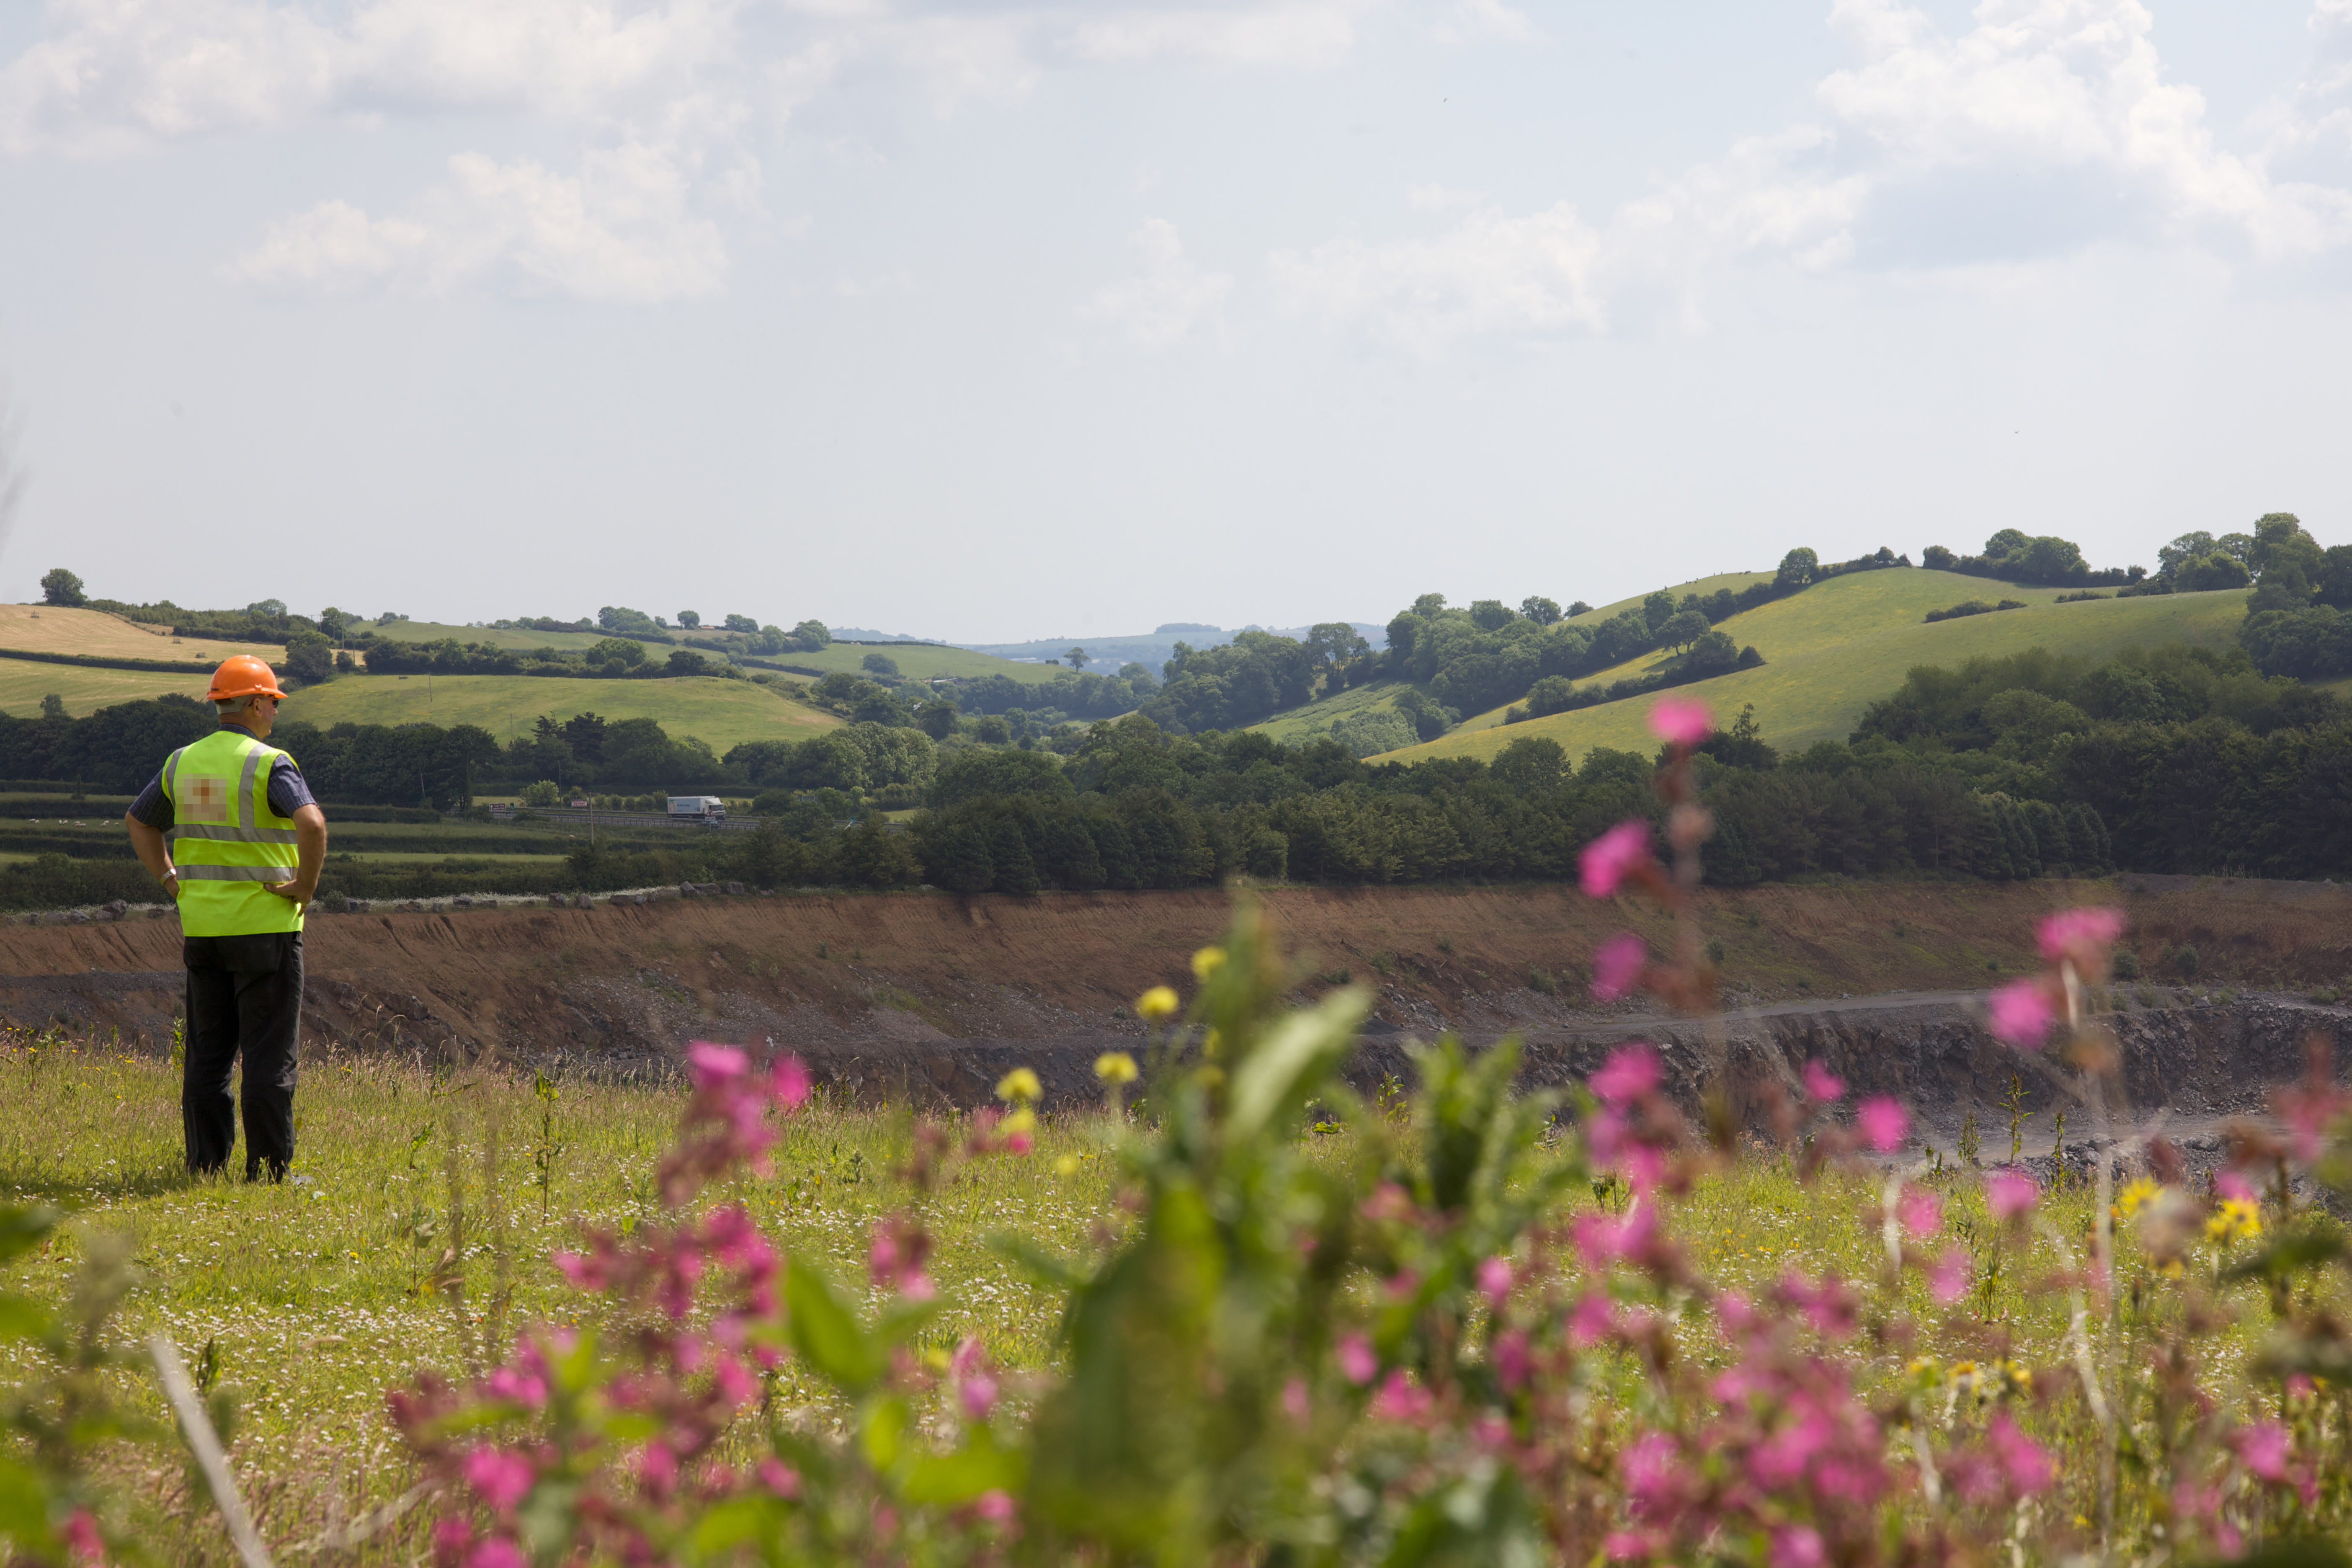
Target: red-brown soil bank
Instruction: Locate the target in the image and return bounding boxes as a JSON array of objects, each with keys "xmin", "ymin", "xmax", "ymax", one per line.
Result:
[{"xmin": 4, "ymin": 877, "xmax": 2347, "ymax": 1120}]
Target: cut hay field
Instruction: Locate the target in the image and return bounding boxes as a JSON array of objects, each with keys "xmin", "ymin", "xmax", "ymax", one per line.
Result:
[
  {"xmin": 1390, "ymin": 572, "xmax": 2251, "ymax": 766},
  {"xmin": 282, "ymin": 673, "xmax": 842, "ymax": 751},
  {"xmin": 767, "ymin": 642, "xmax": 1071, "ymax": 683},
  {"xmin": 366, "ymin": 619, "xmax": 610, "ymax": 652},
  {"xmin": 0, "ymin": 604, "xmax": 286, "ymax": 666}
]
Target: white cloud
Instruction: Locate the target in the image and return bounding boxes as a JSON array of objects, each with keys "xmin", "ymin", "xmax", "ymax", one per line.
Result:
[
  {"xmin": 1059, "ymin": 3, "xmax": 1375, "ymax": 71},
  {"xmin": 1430, "ymin": 0, "xmax": 1537, "ymax": 47},
  {"xmin": 229, "ymin": 141, "xmax": 730, "ymax": 301},
  {"xmin": 1080, "ymin": 218, "xmax": 1233, "ymax": 348},
  {"xmin": 1273, "ymin": 0, "xmax": 2352, "ymax": 351}
]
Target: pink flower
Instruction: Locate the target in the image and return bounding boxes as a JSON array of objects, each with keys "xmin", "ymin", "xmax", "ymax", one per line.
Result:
[
  {"xmin": 757, "ymin": 1458, "xmax": 801, "ymax": 1497},
  {"xmin": 1591, "ymin": 932, "xmax": 1650, "ymax": 1001},
  {"xmin": 1282, "ymin": 1377, "xmax": 1310, "ymax": 1421},
  {"xmin": 1988, "ymin": 980, "xmax": 2057, "ymax": 1047},
  {"xmin": 1986, "ymin": 1411, "xmax": 2055, "ymax": 1495},
  {"xmin": 1648, "ymin": 696, "xmax": 1712, "ymax": 748},
  {"xmin": 433, "ymin": 1517, "xmax": 476, "ymax": 1561},
  {"xmin": 1493, "ymin": 1328, "xmax": 1532, "ymax": 1391},
  {"xmin": 484, "ymin": 1364, "xmax": 548, "ymax": 1409},
  {"xmin": 2037, "ymin": 907, "xmax": 2125, "ymax": 969},
  {"xmin": 687, "ymin": 1041, "xmax": 748, "ymax": 1088},
  {"xmin": 1620, "ymin": 1431, "xmax": 1680, "ymax": 1514},
  {"xmin": 1579, "ymin": 820, "xmax": 1654, "ymax": 898},
  {"xmin": 2216, "ymin": 1169, "xmax": 2257, "ymax": 1204},
  {"xmin": 1475, "ymin": 1255, "xmax": 1514, "ymax": 1310},
  {"xmin": 1573, "ymin": 1206, "xmax": 1654, "ymax": 1270},
  {"xmin": 464, "ymin": 1542, "xmax": 528, "ymax": 1568},
  {"xmin": 1928, "ymin": 1246, "xmax": 1970, "ymax": 1305},
  {"xmin": 1336, "ymin": 1333, "xmax": 1378, "ymax": 1385},
  {"xmin": 771, "ymin": 1053, "xmax": 812, "ymax": 1109},
  {"xmin": 959, "ymin": 1371, "xmax": 1000, "ymax": 1422},
  {"xmin": 1771, "ymin": 1525, "xmax": 1826, "ymax": 1568},
  {"xmin": 1370, "ymin": 1368, "xmax": 1434, "ymax": 1422},
  {"xmin": 973, "ymin": 1490, "xmax": 1018, "ymax": 1526},
  {"xmin": 1603, "ymin": 1531, "xmax": 1657, "ymax": 1562},
  {"xmin": 1802, "ymin": 1060, "xmax": 1845, "ymax": 1102},
  {"xmin": 62, "ymin": 1511, "xmax": 101, "ymax": 1566},
  {"xmin": 461, "ymin": 1447, "xmax": 536, "ymax": 1512},
  {"xmin": 2234, "ymin": 1421, "xmax": 2291, "ymax": 1482},
  {"xmin": 1568, "ymin": 1290, "xmax": 1619, "ymax": 1346},
  {"xmin": 1898, "ymin": 1185, "xmax": 1942, "ymax": 1237},
  {"xmin": 1589, "ymin": 1043, "xmax": 1661, "ymax": 1108},
  {"xmin": 1856, "ymin": 1096, "xmax": 1909, "ymax": 1153},
  {"xmin": 1986, "ymin": 1167, "xmax": 2038, "ymax": 1220}
]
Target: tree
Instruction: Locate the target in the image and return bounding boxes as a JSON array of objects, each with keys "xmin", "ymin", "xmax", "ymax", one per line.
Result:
[
  {"xmin": 1567, "ymin": 601, "xmax": 1591, "ymax": 616},
  {"xmin": 1981, "ymin": 529, "xmax": 2030, "ymax": 561},
  {"xmin": 676, "ymin": 611, "xmax": 701, "ymax": 628},
  {"xmin": 284, "ymin": 629, "xmax": 334, "ymax": 685},
  {"xmin": 665, "ymin": 649, "xmax": 712, "ymax": 678},
  {"xmin": 1489, "ymin": 735, "xmax": 1565, "ymax": 792},
  {"xmin": 723, "ymin": 614, "xmax": 757, "ymax": 633},
  {"xmin": 917, "ymin": 698, "xmax": 961, "ymax": 740},
  {"xmin": 1774, "ymin": 549, "xmax": 1818, "ymax": 590},
  {"xmin": 1660, "ymin": 609, "xmax": 1710, "ymax": 654},
  {"xmin": 246, "ymin": 598, "xmax": 287, "ymax": 618},
  {"xmin": 1065, "ymin": 647, "xmax": 1090, "ymax": 672},
  {"xmin": 2158, "ymin": 532, "xmax": 2218, "ymax": 578},
  {"xmin": 1641, "ymin": 590, "xmax": 1677, "ymax": 632},
  {"xmin": 1410, "ymin": 593, "xmax": 1447, "ymax": 617},
  {"xmin": 1302, "ymin": 623, "xmax": 1370, "ymax": 686},
  {"xmin": 40, "ymin": 693, "xmax": 66, "ymax": 719},
  {"xmin": 863, "ymin": 653, "xmax": 902, "ymax": 678},
  {"xmin": 1468, "ymin": 599, "xmax": 1514, "ymax": 631},
  {"xmin": 791, "ymin": 619, "xmax": 831, "ymax": 649},
  {"xmin": 590, "ymin": 638, "xmax": 647, "ymax": 669},
  {"xmin": 39, "ymin": 569, "xmax": 85, "ymax": 607},
  {"xmin": 1683, "ymin": 629, "xmax": 1741, "ymax": 675},
  {"xmin": 1921, "ymin": 546, "xmax": 1957, "ymax": 570},
  {"xmin": 1519, "ymin": 596, "xmax": 1562, "ymax": 626}
]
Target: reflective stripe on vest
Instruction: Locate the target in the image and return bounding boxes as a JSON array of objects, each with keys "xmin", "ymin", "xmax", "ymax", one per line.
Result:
[{"xmin": 162, "ymin": 729, "xmax": 304, "ymax": 937}]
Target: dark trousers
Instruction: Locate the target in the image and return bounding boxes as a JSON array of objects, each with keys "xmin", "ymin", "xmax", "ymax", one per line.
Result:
[{"xmin": 183, "ymin": 932, "xmax": 303, "ymax": 1181}]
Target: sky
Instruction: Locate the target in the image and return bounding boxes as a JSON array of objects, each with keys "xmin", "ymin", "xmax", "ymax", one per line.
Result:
[{"xmin": 2, "ymin": 0, "xmax": 2350, "ymax": 645}]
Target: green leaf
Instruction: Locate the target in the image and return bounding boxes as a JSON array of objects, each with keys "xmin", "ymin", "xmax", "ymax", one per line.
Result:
[
  {"xmin": 899, "ymin": 1430, "xmax": 1026, "ymax": 1507},
  {"xmin": 0, "ymin": 1459, "xmax": 53, "ymax": 1547},
  {"xmin": 0, "ymin": 1207, "xmax": 57, "ymax": 1266},
  {"xmin": 2185, "ymin": 1543, "xmax": 2351, "ymax": 1568},
  {"xmin": 689, "ymin": 1495, "xmax": 784, "ymax": 1555},
  {"xmin": 1228, "ymin": 988, "xmax": 1367, "ymax": 1147},
  {"xmin": 2222, "ymin": 1222, "xmax": 2347, "ymax": 1284},
  {"xmin": 858, "ymin": 1396, "xmax": 909, "ymax": 1474},
  {"xmin": 985, "ymin": 1232, "xmax": 1086, "ymax": 1291},
  {"xmin": 0, "ymin": 1294, "xmax": 53, "ymax": 1344},
  {"xmin": 785, "ymin": 1259, "xmax": 882, "ymax": 1393}
]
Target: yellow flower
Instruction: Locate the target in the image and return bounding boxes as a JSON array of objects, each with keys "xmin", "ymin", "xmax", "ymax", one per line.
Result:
[
  {"xmin": 1094, "ymin": 1051, "xmax": 1139, "ymax": 1086},
  {"xmin": 1191, "ymin": 946, "xmax": 1228, "ymax": 981},
  {"xmin": 996, "ymin": 1067, "xmax": 1042, "ymax": 1105},
  {"xmin": 1055, "ymin": 1153, "xmax": 1081, "ymax": 1177},
  {"xmin": 2206, "ymin": 1197, "xmax": 2262, "ymax": 1244},
  {"xmin": 1135, "ymin": 985, "xmax": 1180, "ymax": 1021},
  {"xmin": 2116, "ymin": 1177, "xmax": 2162, "ymax": 1219},
  {"xmin": 1002, "ymin": 1106, "xmax": 1037, "ymax": 1136}
]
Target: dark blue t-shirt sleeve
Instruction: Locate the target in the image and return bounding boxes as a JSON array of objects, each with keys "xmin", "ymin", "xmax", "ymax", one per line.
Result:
[
  {"xmin": 129, "ymin": 774, "xmax": 172, "ymax": 829},
  {"xmin": 267, "ymin": 758, "xmax": 316, "ymax": 818}
]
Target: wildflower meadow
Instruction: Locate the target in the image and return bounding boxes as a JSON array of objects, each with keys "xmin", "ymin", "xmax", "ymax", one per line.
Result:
[{"xmin": 5, "ymin": 694, "xmax": 2352, "ymax": 1567}]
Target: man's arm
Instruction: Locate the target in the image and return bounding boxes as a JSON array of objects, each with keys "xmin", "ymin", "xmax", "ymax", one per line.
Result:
[
  {"xmin": 264, "ymin": 804, "xmax": 329, "ymax": 907},
  {"xmin": 124, "ymin": 811, "xmax": 182, "ymax": 900}
]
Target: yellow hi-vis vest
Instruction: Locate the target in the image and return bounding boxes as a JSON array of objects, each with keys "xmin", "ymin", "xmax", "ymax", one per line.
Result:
[{"xmin": 160, "ymin": 728, "xmax": 305, "ymax": 937}]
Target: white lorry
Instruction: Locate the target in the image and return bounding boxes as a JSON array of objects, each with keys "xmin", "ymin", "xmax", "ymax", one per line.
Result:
[{"xmin": 667, "ymin": 795, "xmax": 727, "ymax": 822}]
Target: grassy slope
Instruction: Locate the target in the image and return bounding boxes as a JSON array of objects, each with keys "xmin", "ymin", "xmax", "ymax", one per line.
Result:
[
  {"xmin": 0, "ymin": 658, "xmax": 213, "ymax": 717},
  {"xmin": 283, "ymin": 673, "xmax": 842, "ymax": 752},
  {"xmin": 1248, "ymin": 570, "xmax": 1781, "ymax": 745},
  {"xmin": 1387, "ymin": 572, "xmax": 2251, "ymax": 765},
  {"xmin": 773, "ymin": 643, "xmax": 1071, "ymax": 684},
  {"xmin": 0, "ymin": 606, "xmax": 284, "ymax": 663}
]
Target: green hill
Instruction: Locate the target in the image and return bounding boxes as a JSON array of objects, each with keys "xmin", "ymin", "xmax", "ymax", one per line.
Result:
[
  {"xmin": 1382, "ymin": 571, "xmax": 2252, "ymax": 766},
  {"xmin": 0, "ymin": 657, "xmax": 211, "ymax": 717},
  {"xmin": 769, "ymin": 643, "xmax": 1070, "ymax": 684},
  {"xmin": 367, "ymin": 620, "xmax": 612, "ymax": 652},
  {"xmin": 281, "ymin": 673, "xmax": 841, "ymax": 753}
]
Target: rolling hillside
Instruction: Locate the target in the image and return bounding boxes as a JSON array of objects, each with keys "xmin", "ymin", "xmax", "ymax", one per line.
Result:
[
  {"xmin": 1387, "ymin": 571, "xmax": 2251, "ymax": 766},
  {"xmin": 0, "ymin": 660, "xmax": 212, "ymax": 717},
  {"xmin": 764, "ymin": 642, "xmax": 1071, "ymax": 683},
  {"xmin": 368, "ymin": 619, "xmax": 611, "ymax": 652},
  {"xmin": 279, "ymin": 673, "xmax": 842, "ymax": 752},
  {"xmin": 0, "ymin": 604, "xmax": 285, "ymax": 665}
]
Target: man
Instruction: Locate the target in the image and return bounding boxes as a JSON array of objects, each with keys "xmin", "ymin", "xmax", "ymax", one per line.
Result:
[{"xmin": 124, "ymin": 656, "xmax": 329, "ymax": 1181}]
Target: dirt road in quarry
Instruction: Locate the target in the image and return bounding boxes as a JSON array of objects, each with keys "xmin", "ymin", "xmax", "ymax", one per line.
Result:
[{"xmin": 6, "ymin": 876, "xmax": 2350, "ymax": 1137}]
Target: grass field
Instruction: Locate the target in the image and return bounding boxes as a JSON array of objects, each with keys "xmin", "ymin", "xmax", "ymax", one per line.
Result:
[
  {"xmin": 1389, "ymin": 573, "xmax": 2251, "ymax": 765},
  {"xmin": 0, "ymin": 605, "xmax": 286, "ymax": 666},
  {"xmin": 278, "ymin": 673, "xmax": 843, "ymax": 753},
  {"xmin": 0, "ymin": 1037, "xmax": 2282, "ymax": 1558},
  {"xmin": 0, "ymin": 656, "xmax": 213, "ymax": 718}
]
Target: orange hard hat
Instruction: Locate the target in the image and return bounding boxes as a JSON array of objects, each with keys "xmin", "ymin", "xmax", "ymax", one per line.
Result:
[{"xmin": 209, "ymin": 655, "xmax": 289, "ymax": 701}]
